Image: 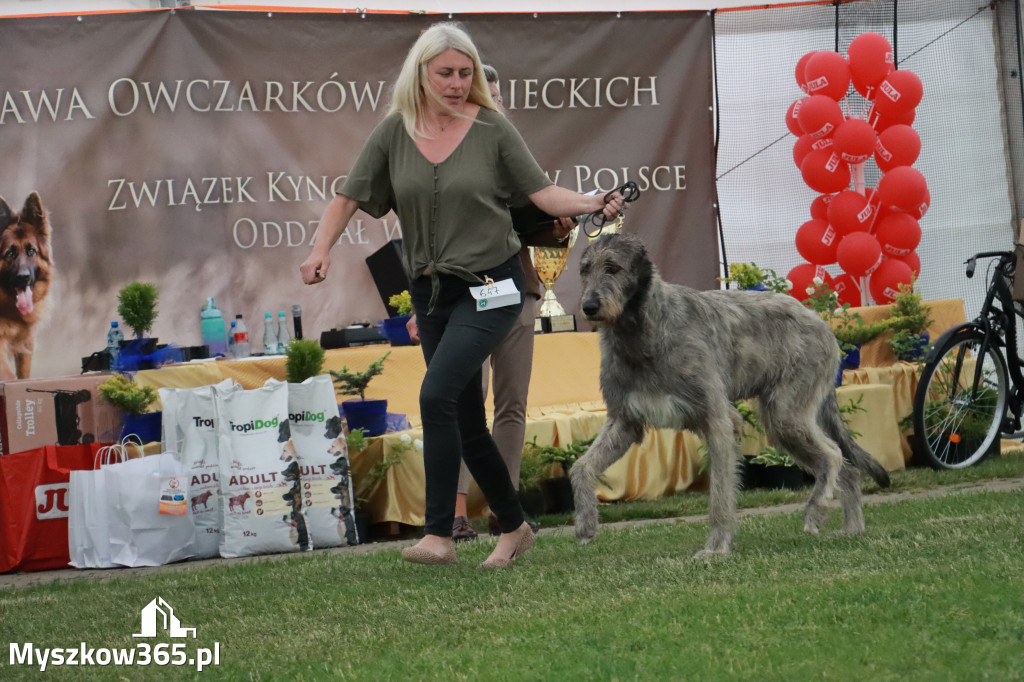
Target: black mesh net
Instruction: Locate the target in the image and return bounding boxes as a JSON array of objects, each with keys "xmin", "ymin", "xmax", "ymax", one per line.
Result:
[{"xmin": 714, "ymin": 0, "xmax": 1024, "ymax": 322}]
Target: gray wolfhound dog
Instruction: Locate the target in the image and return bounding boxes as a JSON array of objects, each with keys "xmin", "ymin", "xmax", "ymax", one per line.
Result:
[{"xmin": 570, "ymin": 232, "xmax": 891, "ymax": 557}]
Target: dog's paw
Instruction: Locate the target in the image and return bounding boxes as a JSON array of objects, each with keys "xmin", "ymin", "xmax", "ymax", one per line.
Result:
[{"xmin": 691, "ymin": 547, "xmax": 730, "ymax": 560}]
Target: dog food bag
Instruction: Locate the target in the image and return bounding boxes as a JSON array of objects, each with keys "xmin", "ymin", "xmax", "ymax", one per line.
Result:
[
  {"xmin": 168, "ymin": 379, "xmax": 235, "ymax": 559},
  {"xmin": 215, "ymin": 380, "xmax": 308, "ymax": 558},
  {"xmin": 159, "ymin": 387, "xmax": 181, "ymax": 454},
  {"xmin": 286, "ymin": 375, "xmax": 358, "ymax": 548}
]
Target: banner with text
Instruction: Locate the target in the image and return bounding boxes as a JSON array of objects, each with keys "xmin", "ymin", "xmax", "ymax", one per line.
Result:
[{"xmin": 0, "ymin": 9, "xmax": 715, "ymax": 378}]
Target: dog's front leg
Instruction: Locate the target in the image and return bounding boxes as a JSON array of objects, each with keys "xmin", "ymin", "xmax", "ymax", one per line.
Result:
[
  {"xmin": 570, "ymin": 417, "xmax": 644, "ymax": 544},
  {"xmin": 694, "ymin": 412, "xmax": 740, "ymax": 558}
]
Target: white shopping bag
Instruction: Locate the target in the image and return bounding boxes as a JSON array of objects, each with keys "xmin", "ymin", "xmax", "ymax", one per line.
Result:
[
  {"xmin": 106, "ymin": 452, "xmax": 196, "ymax": 568},
  {"xmin": 67, "ymin": 440, "xmax": 134, "ymax": 569}
]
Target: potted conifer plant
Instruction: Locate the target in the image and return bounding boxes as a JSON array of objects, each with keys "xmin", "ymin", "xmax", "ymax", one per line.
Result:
[
  {"xmin": 98, "ymin": 373, "xmax": 161, "ymax": 443},
  {"xmin": 380, "ymin": 290, "xmax": 414, "ymax": 345},
  {"xmin": 886, "ymin": 283, "xmax": 934, "ymax": 362},
  {"xmin": 117, "ymin": 282, "xmax": 159, "ymax": 344},
  {"xmin": 285, "ymin": 338, "xmax": 326, "ymax": 384},
  {"xmin": 330, "ymin": 351, "xmax": 391, "ymax": 436}
]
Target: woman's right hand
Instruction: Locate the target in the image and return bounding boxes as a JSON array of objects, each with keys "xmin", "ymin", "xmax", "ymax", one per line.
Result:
[{"xmin": 300, "ymin": 252, "xmax": 330, "ymax": 285}]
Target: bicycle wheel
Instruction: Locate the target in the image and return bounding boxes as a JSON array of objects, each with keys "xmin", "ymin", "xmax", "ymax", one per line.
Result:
[{"xmin": 912, "ymin": 328, "xmax": 1008, "ymax": 469}]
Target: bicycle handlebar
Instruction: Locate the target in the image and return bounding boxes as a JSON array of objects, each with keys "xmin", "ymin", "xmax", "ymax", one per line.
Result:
[{"xmin": 965, "ymin": 250, "xmax": 1014, "ymax": 279}]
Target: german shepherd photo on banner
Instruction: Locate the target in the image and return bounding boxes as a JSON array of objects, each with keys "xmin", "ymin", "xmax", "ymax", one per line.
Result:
[{"xmin": 0, "ymin": 192, "xmax": 53, "ymax": 380}]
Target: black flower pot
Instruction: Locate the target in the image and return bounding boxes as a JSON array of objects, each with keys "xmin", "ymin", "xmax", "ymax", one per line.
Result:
[
  {"xmin": 518, "ymin": 487, "xmax": 546, "ymax": 518},
  {"xmin": 540, "ymin": 477, "xmax": 575, "ymax": 514},
  {"xmin": 747, "ymin": 461, "xmax": 810, "ymax": 490}
]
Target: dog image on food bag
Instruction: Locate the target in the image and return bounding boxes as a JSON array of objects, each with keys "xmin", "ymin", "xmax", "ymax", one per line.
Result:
[{"xmin": 0, "ymin": 192, "xmax": 54, "ymax": 379}]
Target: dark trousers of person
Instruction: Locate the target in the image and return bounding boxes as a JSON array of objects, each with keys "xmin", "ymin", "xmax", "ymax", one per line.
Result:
[{"xmin": 410, "ymin": 255, "xmax": 527, "ymax": 537}]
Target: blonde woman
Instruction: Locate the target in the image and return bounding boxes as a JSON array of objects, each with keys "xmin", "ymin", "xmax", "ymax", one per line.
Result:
[{"xmin": 301, "ymin": 22, "xmax": 622, "ymax": 567}]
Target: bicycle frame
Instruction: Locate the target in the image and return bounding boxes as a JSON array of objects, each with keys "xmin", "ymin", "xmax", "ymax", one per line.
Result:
[{"xmin": 927, "ymin": 250, "xmax": 1024, "ymax": 429}]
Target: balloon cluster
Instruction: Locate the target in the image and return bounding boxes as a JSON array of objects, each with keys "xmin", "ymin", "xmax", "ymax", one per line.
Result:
[{"xmin": 785, "ymin": 33, "xmax": 927, "ymax": 306}]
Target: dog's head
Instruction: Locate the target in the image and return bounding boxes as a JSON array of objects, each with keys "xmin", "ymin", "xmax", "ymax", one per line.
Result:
[
  {"xmin": 0, "ymin": 192, "xmax": 52, "ymax": 318},
  {"xmin": 579, "ymin": 232, "xmax": 653, "ymax": 326},
  {"xmin": 324, "ymin": 415, "xmax": 343, "ymax": 440},
  {"xmin": 277, "ymin": 419, "xmax": 291, "ymax": 443}
]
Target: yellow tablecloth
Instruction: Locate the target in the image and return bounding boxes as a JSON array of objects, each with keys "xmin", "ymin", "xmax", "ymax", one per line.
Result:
[
  {"xmin": 134, "ymin": 308, "xmax": 963, "ymax": 526},
  {"xmin": 833, "ymin": 298, "xmax": 966, "ymax": 368}
]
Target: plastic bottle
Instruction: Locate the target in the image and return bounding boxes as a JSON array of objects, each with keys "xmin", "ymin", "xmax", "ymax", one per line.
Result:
[
  {"xmin": 233, "ymin": 314, "xmax": 251, "ymax": 358},
  {"xmin": 200, "ymin": 297, "xmax": 228, "ymax": 357},
  {"xmin": 228, "ymin": 320, "xmax": 237, "ymax": 357},
  {"xmin": 262, "ymin": 312, "xmax": 279, "ymax": 355},
  {"xmin": 106, "ymin": 321, "xmax": 124, "ymax": 367},
  {"xmin": 277, "ymin": 311, "xmax": 291, "ymax": 351}
]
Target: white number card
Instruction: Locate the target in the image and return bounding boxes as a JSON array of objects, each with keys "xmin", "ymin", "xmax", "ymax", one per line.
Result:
[{"xmin": 471, "ymin": 278, "xmax": 521, "ymax": 312}]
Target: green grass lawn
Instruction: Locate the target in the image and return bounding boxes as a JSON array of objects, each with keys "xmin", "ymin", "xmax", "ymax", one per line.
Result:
[{"xmin": 1, "ymin": 456, "xmax": 1022, "ymax": 681}]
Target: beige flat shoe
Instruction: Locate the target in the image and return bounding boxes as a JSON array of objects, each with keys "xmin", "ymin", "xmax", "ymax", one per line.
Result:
[
  {"xmin": 401, "ymin": 543, "xmax": 457, "ymax": 565},
  {"xmin": 479, "ymin": 523, "xmax": 535, "ymax": 568}
]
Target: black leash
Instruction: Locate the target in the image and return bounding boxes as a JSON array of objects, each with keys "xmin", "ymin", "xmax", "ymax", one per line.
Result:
[{"xmin": 580, "ymin": 181, "xmax": 640, "ymax": 238}]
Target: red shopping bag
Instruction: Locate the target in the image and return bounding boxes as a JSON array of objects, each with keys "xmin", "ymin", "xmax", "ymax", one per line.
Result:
[{"xmin": 0, "ymin": 444, "xmax": 103, "ymax": 573}]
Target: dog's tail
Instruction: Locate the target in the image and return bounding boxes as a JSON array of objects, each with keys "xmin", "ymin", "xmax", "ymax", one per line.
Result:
[{"xmin": 820, "ymin": 392, "xmax": 891, "ymax": 488}]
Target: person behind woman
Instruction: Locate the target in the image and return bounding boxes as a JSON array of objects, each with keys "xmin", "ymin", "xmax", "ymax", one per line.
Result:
[
  {"xmin": 450, "ymin": 64, "xmax": 576, "ymax": 542},
  {"xmin": 300, "ymin": 22, "xmax": 621, "ymax": 568}
]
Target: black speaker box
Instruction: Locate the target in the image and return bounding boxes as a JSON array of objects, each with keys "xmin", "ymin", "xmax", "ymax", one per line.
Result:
[{"xmin": 365, "ymin": 239, "xmax": 410, "ymax": 316}]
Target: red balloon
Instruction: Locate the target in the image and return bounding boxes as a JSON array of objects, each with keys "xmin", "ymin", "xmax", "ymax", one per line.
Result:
[
  {"xmin": 874, "ymin": 70, "xmax": 923, "ymax": 118},
  {"xmin": 795, "ymin": 218, "xmax": 840, "ymax": 265},
  {"xmin": 831, "ymin": 273, "xmax": 862, "ymax": 308},
  {"xmin": 801, "ymin": 148, "xmax": 851, "ymax": 194},
  {"xmin": 907, "ymin": 189, "xmax": 931, "ymax": 219},
  {"xmin": 878, "ymin": 166, "xmax": 928, "ymax": 212},
  {"xmin": 833, "ymin": 118, "xmax": 877, "ymax": 163},
  {"xmin": 874, "ymin": 124, "xmax": 921, "ymax": 172},
  {"xmin": 787, "ymin": 263, "xmax": 835, "ymax": 302},
  {"xmin": 837, "ymin": 231, "xmax": 883, "ymax": 278},
  {"xmin": 875, "ymin": 213, "xmax": 922, "ymax": 256},
  {"xmin": 869, "ymin": 258, "xmax": 915, "ymax": 304},
  {"xmin": 870, "ymin": 105, "xmax": 916, "ymax": 132},
  {"xmin": 795, "ymin": 51, "xmax": 818, "ymax": 93},
  {"xmin": 827, "ymin": 190, "xmax": 874, "ymax": 234},
  {"xmin": 847, "ymin": 32, "xmax": 894, "ymax": 96},
  {"xmin": 889, "ymin": 251, "xmax": 921, "ymax": 277},
  {"xmin": 793, "ymin": 134, "xmax": 833, "ymax": 168},
  {"xmin": 810, "ymin": 194, "xmax": 833, "ymax": 220},
  {"xmin": 804, "ymin": 51, "xmax": 851, "ymax": 101},
  {"xmin": 797, "ymin": 95, "xmax": 844, "ymax": 139},
  {"xmin": 785, "ymin": 99, "xmax": 804, "ymax": 137}
]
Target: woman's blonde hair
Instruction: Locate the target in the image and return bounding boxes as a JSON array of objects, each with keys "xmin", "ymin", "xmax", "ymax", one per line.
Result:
[{"xmin": 389, "ymin": 22, "xmax": 498, "ymax": 138}]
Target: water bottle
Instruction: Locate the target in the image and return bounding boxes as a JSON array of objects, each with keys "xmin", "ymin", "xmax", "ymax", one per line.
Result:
[
  {"xmin": 200, "ymin": 297, "xmax": 228, "ymax": 357},
  {"xmin": 228, "ymin": 320, "xmax": 237, "ymax": 357},
  {"xmin": 277, "ymin": 311, "xmax": 291, "ymax": 351},
  {"xmin": 262, "ymin": 312, "xmax": 279, "ymax": 355},
  {"xmin": 106, "ymin": 321, "xmax": 124, "ymax": 367},
  {"xmin": 233, "ymin": 314, "xmax": 251, "ymax": 358}
]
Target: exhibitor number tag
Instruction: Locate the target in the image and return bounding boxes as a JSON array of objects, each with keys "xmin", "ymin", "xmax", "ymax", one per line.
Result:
[{"xmin": 470, "ymin": 277, "xmax": 520, "ymax": 311}]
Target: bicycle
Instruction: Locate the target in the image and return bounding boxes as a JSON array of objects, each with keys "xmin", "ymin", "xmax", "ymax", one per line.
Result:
[{"xmin": 912, "ymin": 250, "xmax": 1024, "ymax": 469}]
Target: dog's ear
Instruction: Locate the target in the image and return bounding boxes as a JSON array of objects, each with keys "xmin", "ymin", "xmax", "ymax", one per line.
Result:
[
  {"xmin": 630, "ymin": 238, "xmax": 654, "ymax": 293},
  {"xmin": 21, "ymin": 193, "xmax": 47, "ymax": 232},
  {"xmin": 0, "ymin": 197, "xmax": 12, "ymax": 228}
]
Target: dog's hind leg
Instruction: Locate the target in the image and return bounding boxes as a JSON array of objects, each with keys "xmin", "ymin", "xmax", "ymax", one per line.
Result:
[
  {"xmin": 694, "ymin": 410, "xmax": 741, "ymax": 558},
  {"xmin": 761, "ymin": 397, "xmax": 843, "ymax": 535},
  {"xmin": 836, "ymin": 463, "xmax": 865, "ymax": 534},
  {"xmin": 570, "ymin": 418, "xmax": 644, "ymax": 544}
]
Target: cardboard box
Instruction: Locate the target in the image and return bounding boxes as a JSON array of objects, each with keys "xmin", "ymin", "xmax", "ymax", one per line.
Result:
[{"xmin": 0, "ymin": 373, "xmax": 122, "ymax": 456}]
